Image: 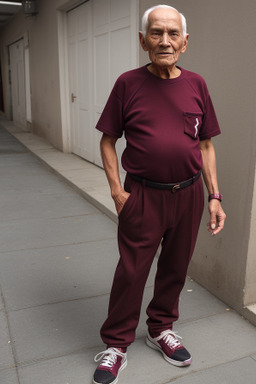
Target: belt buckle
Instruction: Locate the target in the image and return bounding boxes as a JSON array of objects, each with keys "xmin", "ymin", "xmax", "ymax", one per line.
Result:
[{"xmin": 172, "ymin": 184, "xmax": 181, "ymax": 193}]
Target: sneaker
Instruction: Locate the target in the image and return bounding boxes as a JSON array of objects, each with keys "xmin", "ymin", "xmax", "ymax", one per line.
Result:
[
  {"xmin": 146, "ymin": 329, "xmax": 192, "ymax": 367},
  {"xmin": 93, "ymin": 347, "xmax": 127, "ymax": 384}
]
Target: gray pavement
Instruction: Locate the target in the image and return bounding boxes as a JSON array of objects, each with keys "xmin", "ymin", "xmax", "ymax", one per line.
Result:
[{"xmin": 0, "ymin": 121, "xmax": 256, "ymax": 384}]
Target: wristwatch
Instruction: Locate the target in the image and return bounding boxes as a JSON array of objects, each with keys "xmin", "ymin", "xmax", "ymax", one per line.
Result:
[{"xmin": 208, "ymin": 193, "xmax": 223, "ymax": 202}]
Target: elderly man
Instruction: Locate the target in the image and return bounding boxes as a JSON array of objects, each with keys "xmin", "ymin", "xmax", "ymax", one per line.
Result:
[{"xmin": 93, "ymin": 4, "xmax": 226, "ymax": 384}]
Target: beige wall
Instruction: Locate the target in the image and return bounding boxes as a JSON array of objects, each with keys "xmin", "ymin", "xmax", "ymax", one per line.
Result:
[{"xmin": 140, "ymin": 0, "xmax": 256, "ymax": 320}]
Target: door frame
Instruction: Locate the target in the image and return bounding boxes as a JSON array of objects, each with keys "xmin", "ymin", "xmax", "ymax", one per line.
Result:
[{"xmin": 57, "ymin": 0, "xmax": 139, "ymax": 155}]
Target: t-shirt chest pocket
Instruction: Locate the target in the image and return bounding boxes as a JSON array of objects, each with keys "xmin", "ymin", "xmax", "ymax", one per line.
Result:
[{"xmin": 183, "ymin": 112, "xmax": 203, "ymax": 140}]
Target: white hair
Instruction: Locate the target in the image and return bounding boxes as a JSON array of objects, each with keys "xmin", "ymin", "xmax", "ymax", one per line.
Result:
[{"xmin": 141, "ymin": 4, "xmax": 187, "ymax": 38}]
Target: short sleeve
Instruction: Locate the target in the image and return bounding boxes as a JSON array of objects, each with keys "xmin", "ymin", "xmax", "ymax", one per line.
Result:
[
  {"xmin": 96, "ymin": 85, "xmax": 124, "ymax": 138},
  {"xmin": 199, "ymin": 94, "xmax": 221, "ymax": 140}
]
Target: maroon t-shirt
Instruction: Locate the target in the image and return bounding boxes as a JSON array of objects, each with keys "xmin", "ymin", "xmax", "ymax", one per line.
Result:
[{"xmin": 96, "ymin": 65, "xmax": 221, "ymax": 182}]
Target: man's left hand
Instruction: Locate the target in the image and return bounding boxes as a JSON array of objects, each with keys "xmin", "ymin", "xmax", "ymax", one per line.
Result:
[{"xmin": 207, "ymin": 199, "xmax": 226, "ymax": 236}]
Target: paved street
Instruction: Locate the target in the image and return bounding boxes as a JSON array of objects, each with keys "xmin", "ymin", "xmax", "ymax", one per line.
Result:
[{"xmin": 0, "ymin": 122, "xmax": 256, "ymax": 384}]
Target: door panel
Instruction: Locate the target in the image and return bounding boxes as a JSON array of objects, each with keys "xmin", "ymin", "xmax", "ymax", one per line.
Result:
[
  {"xmin": 110, "ymin": 27, "xmax": 131, "ymax": 85},
  {"xmin": 110, "ymin": 0, "xmax": 130, "ymax": 21},
  {"xmin": 94, "ymin": 33, "xmax": 109, "ymax": 107},
  {"xmin": 9, "ymin": 40, "xmax": 26, "ymax": 128}
]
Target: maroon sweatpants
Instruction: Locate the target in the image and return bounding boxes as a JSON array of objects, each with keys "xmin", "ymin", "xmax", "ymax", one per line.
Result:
[{"xmin": 101, "ymin": 173, "xmax": 204, "ymax": 348}]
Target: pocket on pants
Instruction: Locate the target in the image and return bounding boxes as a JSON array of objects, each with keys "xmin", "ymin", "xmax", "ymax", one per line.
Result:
[{"xmin": 118, "ymin": 178, "xmax": 138, "ymax": 221}]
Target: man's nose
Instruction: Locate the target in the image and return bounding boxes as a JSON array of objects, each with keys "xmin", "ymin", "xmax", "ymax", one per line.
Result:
[{"xmin": 160, "ymin": 33, "xmax": 171, "ymax": 46}]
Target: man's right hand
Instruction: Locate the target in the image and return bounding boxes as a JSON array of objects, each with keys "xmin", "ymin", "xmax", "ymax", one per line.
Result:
[{"xmin": 112, "ymin": 190, "xmax": 131, "ymax": 215}]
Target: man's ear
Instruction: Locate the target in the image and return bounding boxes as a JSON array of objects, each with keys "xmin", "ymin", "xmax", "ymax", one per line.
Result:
[
  {"xmin": 181, "ymin": 34, "xmax": 189, "ymax": 54},
  {"xmin": 139, "ymin": 31, "xmax": 148, "ymax": 51}
]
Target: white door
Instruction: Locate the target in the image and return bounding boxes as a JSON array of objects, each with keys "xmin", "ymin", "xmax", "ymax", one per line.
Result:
[
  {"xmin": 67, "ymin": 1, "xmax": 93, "ymax": 161},
  {"xmin": 67, "ymin": 0, "xmax": 138, "ymax": 166},
  {"xmin": 9, "ymin": 40, "xmax": 26, "ymax": 128}
]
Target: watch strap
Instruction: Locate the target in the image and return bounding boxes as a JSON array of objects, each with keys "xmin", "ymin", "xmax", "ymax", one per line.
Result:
[{"xmin": 208, "ymin": 193, "xmax": 223, "ymax": 202}]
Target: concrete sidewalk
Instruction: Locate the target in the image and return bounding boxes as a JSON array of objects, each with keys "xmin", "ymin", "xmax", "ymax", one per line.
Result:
[{"xmin": 1, "ymin": 119, "xmax": 256, "ymax": 384}]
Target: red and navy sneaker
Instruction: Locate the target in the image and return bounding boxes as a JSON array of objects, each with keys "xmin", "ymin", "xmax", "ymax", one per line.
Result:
[
  {"xmin": 146, "ymin": 329, "xmax": 192, "ymax": 367},
  {"xmin": 93, "ymin": 347, "xmax": 127, "ymax": 384}
]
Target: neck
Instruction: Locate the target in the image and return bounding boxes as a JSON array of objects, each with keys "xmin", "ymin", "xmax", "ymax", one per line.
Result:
[{"xmin": 148, "ymin": 64, "xmax": 181, "ymax": 79}]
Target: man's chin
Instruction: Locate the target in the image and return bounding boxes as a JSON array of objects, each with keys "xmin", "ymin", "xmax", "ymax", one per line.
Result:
[{"xmin": 153, "ymin": 60, "xmax": 178, "ymax": 68}]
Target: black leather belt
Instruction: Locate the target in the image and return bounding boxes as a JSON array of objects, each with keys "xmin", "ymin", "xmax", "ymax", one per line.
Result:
[{"xmin": 130, "ymin": 170, "xmax": 202, "ymax": 193}]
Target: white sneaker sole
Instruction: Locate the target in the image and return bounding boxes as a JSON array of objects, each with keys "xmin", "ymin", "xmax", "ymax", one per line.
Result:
[
  {"xmin": 93, "ymin": 359, "xmax": 127, "ymax": 384},
  {"xmin": 146, "ymin": 337, "xmax": 192, "ymax": 367}
]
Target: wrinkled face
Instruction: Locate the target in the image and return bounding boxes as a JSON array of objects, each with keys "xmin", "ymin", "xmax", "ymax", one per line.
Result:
[{"xmin": 140, "ymin": 8, "xmax": 188, "ymax": 69}]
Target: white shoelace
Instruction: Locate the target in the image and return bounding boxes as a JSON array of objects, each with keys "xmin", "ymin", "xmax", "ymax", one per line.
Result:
[
  {"xmin": 94, "ymin": 348, "xmax": 126, "ymax": 368},
  {"xmin": 156, "ymin": 330, "xmax": 182, "ymax": 349}
]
